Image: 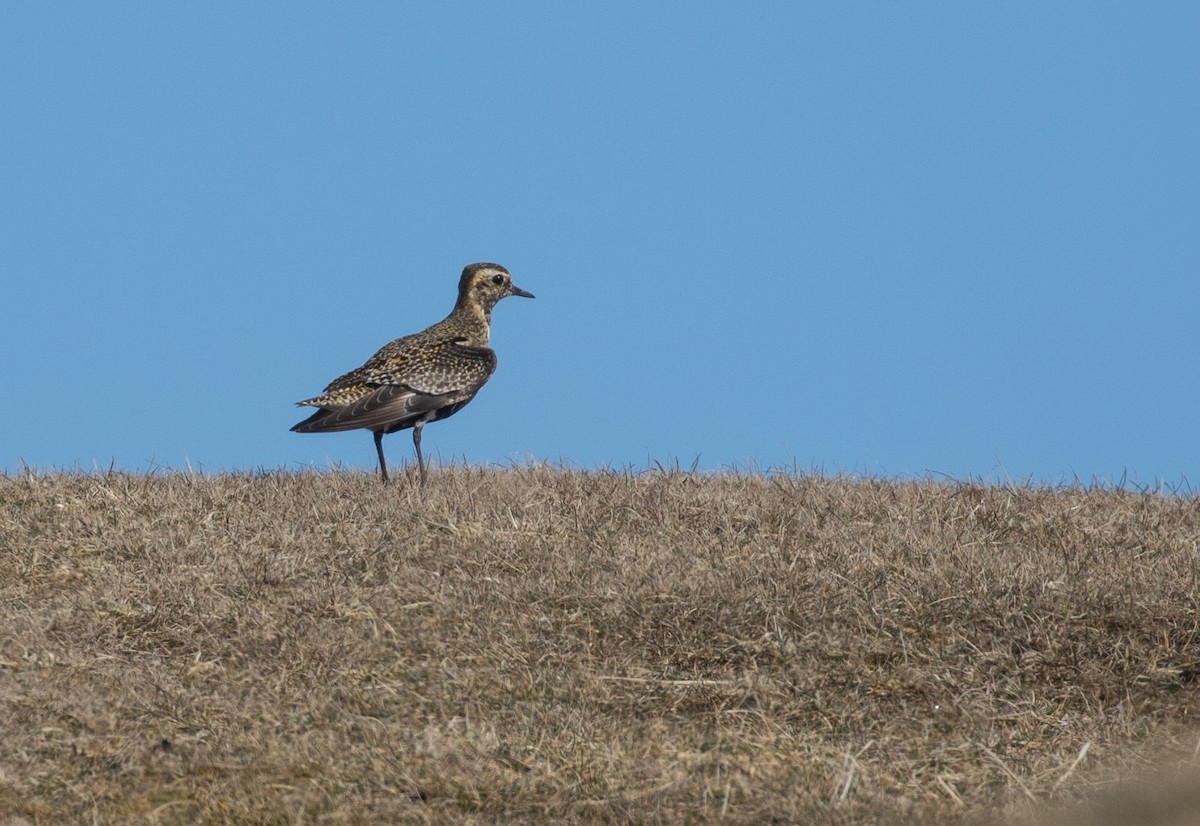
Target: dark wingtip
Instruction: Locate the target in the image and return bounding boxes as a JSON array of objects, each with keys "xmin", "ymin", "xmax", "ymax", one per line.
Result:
[{"xmin": 291, "ymin": 408, "xmax": 325, "ymax": 433}]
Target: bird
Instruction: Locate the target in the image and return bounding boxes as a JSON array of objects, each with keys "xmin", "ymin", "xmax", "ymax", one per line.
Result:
[{"xmin": 291, "ymin": 262, "xmax": 534, "ymax": 483}]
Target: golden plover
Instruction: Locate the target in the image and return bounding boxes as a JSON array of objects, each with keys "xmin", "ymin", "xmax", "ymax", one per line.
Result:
[{"xmin": 292, "ymin": 262, "xmax": 534, "ymax": 482}]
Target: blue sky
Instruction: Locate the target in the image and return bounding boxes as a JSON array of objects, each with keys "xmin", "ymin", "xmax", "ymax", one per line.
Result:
[{"xmin": 3, "ymin": 3, "xmax": 1198, "ymax": 485}]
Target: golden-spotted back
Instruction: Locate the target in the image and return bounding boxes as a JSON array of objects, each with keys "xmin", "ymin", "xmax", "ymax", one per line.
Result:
[{"xmin": 292, "ymin": 262, "xmax": 534, "ymax": 483}]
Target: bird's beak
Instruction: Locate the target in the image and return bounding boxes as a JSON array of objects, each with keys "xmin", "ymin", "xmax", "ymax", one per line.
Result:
[{"xmin": 509, "ymin": 284, "xmax": 535, "ymax": 299}]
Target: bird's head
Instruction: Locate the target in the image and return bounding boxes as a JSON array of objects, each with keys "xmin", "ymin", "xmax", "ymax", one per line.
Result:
[{"xmin": 456, "ymin": 263, "xmax": 535, "ymax": 313}]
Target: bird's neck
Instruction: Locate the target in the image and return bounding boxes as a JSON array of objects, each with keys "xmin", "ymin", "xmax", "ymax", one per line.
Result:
[{"xmin": 445, "ymin": 300, "xmax": 492, "ymax": 345}]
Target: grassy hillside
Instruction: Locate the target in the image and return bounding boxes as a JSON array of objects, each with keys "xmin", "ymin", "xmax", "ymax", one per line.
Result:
[{"xmin": 2, "ymin": 468, "xmax": 1199, "ymax": 824}]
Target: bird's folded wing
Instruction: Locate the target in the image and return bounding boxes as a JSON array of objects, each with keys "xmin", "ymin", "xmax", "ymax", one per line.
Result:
[
  {"xmin": 296, "ymin": 384, "xmax": 456, "ymax": 433},
  {"xmin": 364, "ymin": 338, "xmax": 498, "ymax": 395},
  {"xmin": 322, "ymin": 333, "xmax": 419, "ymax": 393}
]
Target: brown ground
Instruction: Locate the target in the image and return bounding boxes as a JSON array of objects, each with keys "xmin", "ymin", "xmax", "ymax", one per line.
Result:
[{"xmin": 1, "ymin": 468, "xmax": 1199, "ymax": 824}]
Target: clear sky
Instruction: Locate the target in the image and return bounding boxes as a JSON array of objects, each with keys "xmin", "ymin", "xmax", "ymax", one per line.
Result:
[{"xmin": 3, "ymin": 3, "xmax": 1198, "ymax": 486}]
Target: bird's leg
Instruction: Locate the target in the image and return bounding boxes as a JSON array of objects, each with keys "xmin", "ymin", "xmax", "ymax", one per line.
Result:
[
  {"xmin": 412, "ymin": 421, "xmax": 427, "ymax": 485},
  {"xmin": 374, "ymin": 430, "xmax": 390, "ymax": 483}
]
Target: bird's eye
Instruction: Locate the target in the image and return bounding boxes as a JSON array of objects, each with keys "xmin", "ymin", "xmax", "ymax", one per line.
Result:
[{"xmin": 490, "ymin": 274, "xmax": 505, "ymax": 285}]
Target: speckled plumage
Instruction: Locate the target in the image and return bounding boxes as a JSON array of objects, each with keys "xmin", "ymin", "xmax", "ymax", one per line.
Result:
[{"xmin": 292, "ymin": 263, "xmax": 534, "ymax": 482}]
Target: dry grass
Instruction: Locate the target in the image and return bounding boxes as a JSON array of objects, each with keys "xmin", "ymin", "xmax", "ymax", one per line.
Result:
[{"xmin": 1, "ymin": 467, "xmax": 1199, "ymax": 824}]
